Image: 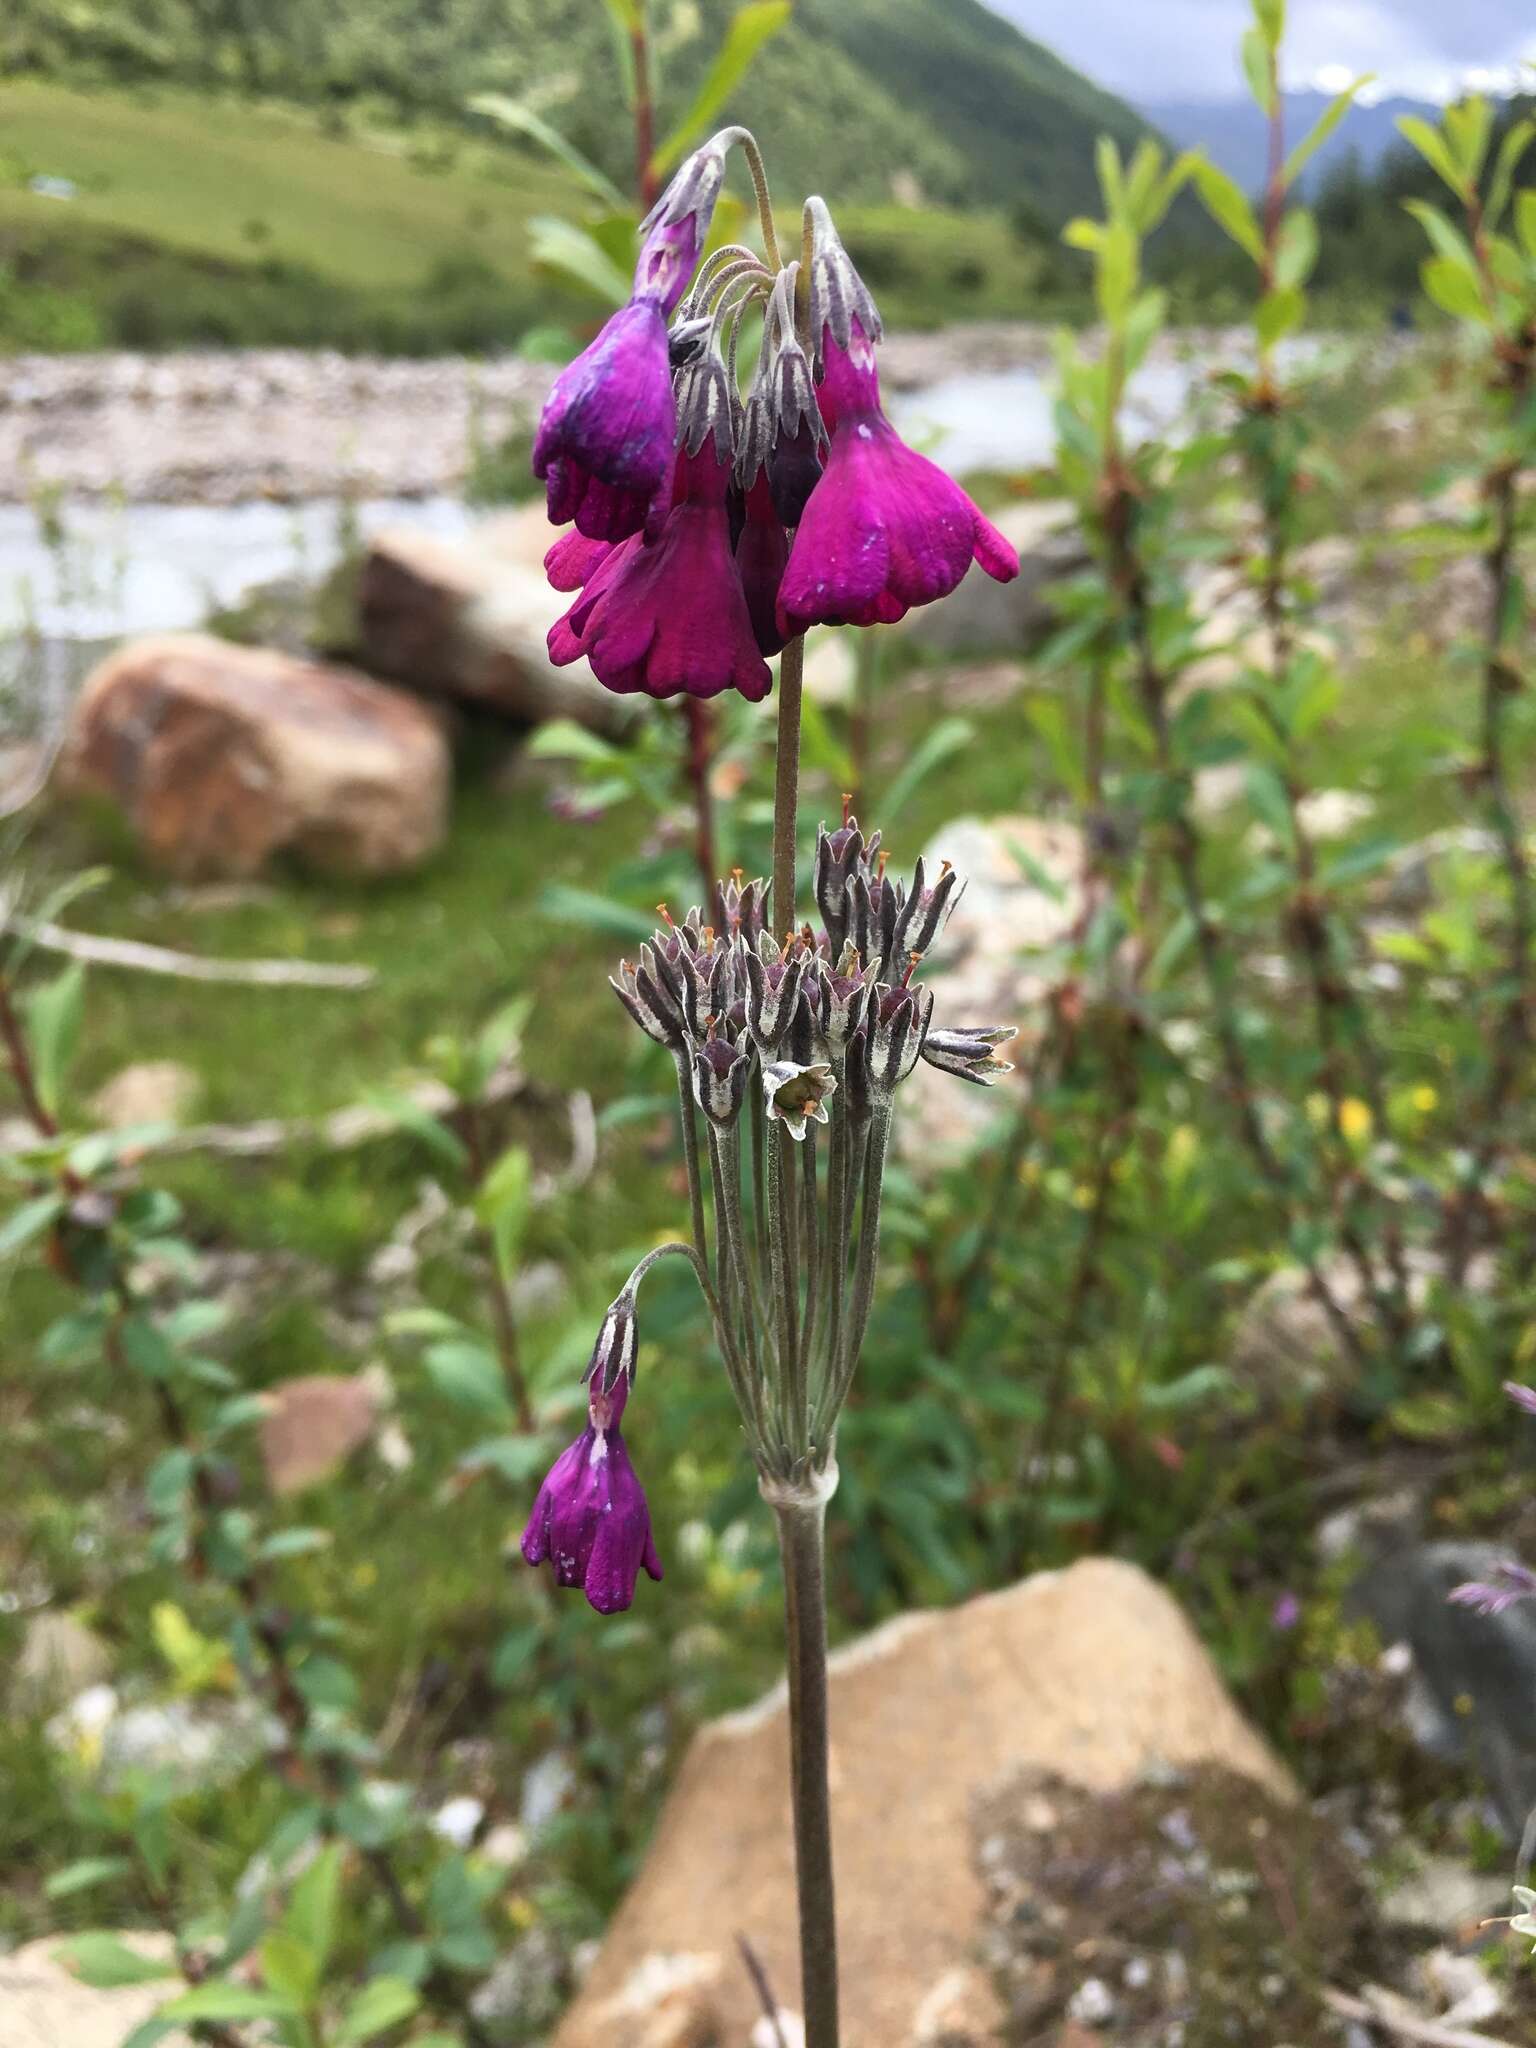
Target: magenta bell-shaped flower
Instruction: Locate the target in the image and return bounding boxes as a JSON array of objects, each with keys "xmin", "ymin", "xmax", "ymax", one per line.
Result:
[
  {"xmin": 549, "ymin": 446, "xmax": 772, "ymax": 703},
  {"xmin": 735, "ymin": 471, "xmax": 791, "ymax": 657},
  {"xmin": 777, "ymin": 320, "xmax": 1020, "ymax": 634},
  {"xmin": 544, "ymin": 528, "xmax": 612, "ymax": 593},
  {"xmin": 533, "ymin": 299, "xmax": 678, "ymax": 543},
  {"xmin": 521, "ymin": 1374, "xmax": 662, "ymax": 1615}
]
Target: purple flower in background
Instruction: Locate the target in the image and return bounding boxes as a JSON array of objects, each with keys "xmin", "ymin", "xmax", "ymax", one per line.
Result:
[
  {"xmin": 1505, "ymin": 1380, "xmax": 1536, "ymax": 1416},
  {"xmin": 521, "ymin": 1373, "xmax": 662, "ymax": 1615},
  {"xmin": 1271, "ymin": 1590, "xmax": 1301, "ymax": 1632},
  {"xmin": 533, "ymin": 300, "xmax": 677, "ymax": 542},
  {"xmin": 551, "ymin": 447, "xmax": 772, "ymax": 703},
  {"xmin": 1448, "ymin": 1560, "xmax": 1536, "ymax": 1618},
  {"xmin": 777, "ymin": 321, "xmax": 1020, "ymax": 635}
]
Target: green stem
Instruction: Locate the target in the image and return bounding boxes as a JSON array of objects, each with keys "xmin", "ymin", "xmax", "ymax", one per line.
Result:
[{"xmin": 769, "ymin": 1485, "xmax": 840, "ymax": 2048}]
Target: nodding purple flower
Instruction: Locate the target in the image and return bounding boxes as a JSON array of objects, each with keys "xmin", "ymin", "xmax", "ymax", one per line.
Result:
[
  {"xmin": 1448, "ymin": 1560, "xmax": 1536, "ymax": 1618},
  {"xmin": 521, "ymin": 1373, "xmax": 662, "ymax": 1615},
  {"xmin": 777, "ymin": 321, "xmax": 1020, "ymax": 635},
  {"xmin": 1506, "ymin": 1380, "xmax": 1536, "ymax": 1416},
  {"xmin": 533, "ymin": 300, "xmax": 677, "ymax": 542},
  {"xmin": 736, "ymin": 472, "xmax": 791, "ymax": 657},
  {"xmin": 551, "ymin": 446, "xmax": 772, "ymax": 703},
  {"xmin": 544, "ymin": 529, "xmax": 612, "ymax": 593}
]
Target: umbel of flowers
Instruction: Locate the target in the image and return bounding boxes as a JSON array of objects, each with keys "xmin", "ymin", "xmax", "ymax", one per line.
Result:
[
  {"xmin": 534, "ymin": 126, "xmax": 1021, "ymax": 703},
  {"xmin": 522, "ymin": 814, "xmax": 1015, "ymax": 1611}
]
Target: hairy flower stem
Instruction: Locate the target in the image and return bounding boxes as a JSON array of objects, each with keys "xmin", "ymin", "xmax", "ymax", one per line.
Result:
[
  {"xmin": 773, "ymin": 635, "xmax": 806, "ymax": 932},
  {"xmin": 770, "ymin": 1488, "xmax": 840, "ymax": 2048},
  {"xmin": 672, "ymin": 1050, "xmax": 710, "ymax": 1270}
]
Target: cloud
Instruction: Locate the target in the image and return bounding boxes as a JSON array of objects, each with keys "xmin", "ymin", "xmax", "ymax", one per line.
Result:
[{"xmin": 988, "ymin": 0, "xmax": 1536, "ymax": 102}]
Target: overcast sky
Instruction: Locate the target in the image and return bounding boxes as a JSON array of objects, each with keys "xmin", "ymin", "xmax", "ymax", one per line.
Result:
[{"xmin": 989, "ymin": 0, "xmax": 1536, "ymax": 102}]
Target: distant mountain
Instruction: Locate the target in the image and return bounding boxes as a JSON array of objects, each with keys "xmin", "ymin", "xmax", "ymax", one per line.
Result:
[{"xmin": 1138, "ymin": 90, "xmax": 1441, "ymax": 194}]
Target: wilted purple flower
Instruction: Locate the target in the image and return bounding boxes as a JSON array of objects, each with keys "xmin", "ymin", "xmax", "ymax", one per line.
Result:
[
  {"xmin": 1505, "ymin": 1380, "xmax": 1536, "ymax": 1416},
  {"xmin": 1448, "ymin": 1560, "xmax": 1536, "ymax": 1617},
  {"xmin": 533, "ymin": 300, "xmax": 677, "ymax": 542},
  {"xmin": 521, "ymin": 1374, "xmax": 662, "ymax": 1615},
  {"xmin": 551, "ymin": 446, "xmax": 772, "ymax": 703},
  {"xmin": 777, "ymin": 322, "xmax": 1020, "ymax": 634}
]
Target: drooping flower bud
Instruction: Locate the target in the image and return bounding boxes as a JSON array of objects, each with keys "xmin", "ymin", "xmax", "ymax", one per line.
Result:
[
  {"xmin": 744, "ymin": 932, "xmax": 808, "ymax": 1053},
  {"xmin": 920, "ymin": 1024, "xmax": 1017, "ymax": 1087},
  {"xmin": 521, "ymin": 1373, "xmax": 662, "ymax": 1615},
  {"xmin": 635, "ymin": 130, "xmax": 732, "ymax": 314},
  {"xmin": 803, "ymin": 196, "xmax": 883, "ymax": 377},
  {"xmin": 583, "ymin": 1291, "xmax": 638, "ymax": 1394},
  {"xmin": 692, "ymin": 1020, "xmax": 752, "ymax": 1126},
  {"xmin": 610, "ymin": 949, "xmax": 686, "ymax": 1050}
]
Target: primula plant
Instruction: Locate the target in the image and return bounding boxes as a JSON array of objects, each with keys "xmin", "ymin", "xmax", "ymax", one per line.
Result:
[{"xmin": 518, "ymin": 125, "xmax": 1020, "ymax": 2041}]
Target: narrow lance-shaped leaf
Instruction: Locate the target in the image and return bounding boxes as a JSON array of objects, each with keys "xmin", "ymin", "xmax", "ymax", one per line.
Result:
[
  {"xmin": 527, "ymin": 216, "xmax": 631, "ymax": 308},
  {"xmin": 467, "ymin": 96, "xmax": 626, "ymax": 210},
  {"xmin": 1396, "ymin": 114, "xmax": 1464, "ymax": 196},
  {"xmin": 651, "ymin": 1, "xmax": 793, "ymax": 177},
  {"xmin": 1282, "ymin": 75, "xmax": 1371, "ymax": 187},
  {"xmin": 1193, "ymin": 160, "xmax": 1264, "ymax": 264}
]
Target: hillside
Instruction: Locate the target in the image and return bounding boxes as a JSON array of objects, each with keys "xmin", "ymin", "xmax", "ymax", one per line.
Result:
[{"xmin": 3, "ymin": 0, "xmax": 1155, "ymax": 221}]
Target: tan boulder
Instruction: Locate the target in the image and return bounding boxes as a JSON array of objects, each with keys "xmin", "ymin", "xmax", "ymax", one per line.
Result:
[
  {"xmin": 553, "ymin": 1558, "xmax": 1292, "ymax": 2048},
  {"xmin": 260, "ymin": 1370, "xmax": 385, "ymax": 1495},
  {"xmin": 899, "ymin": 500, "xmax": 1090, "ymax": 656},
  {"xmin": 0, "ymin": 1936, "xmax": 190, "ymax": 2048},
  {"xmin": 63, "ymin": 634, "xmax": 448, "ymax": 878},
  {"xmin": 356, "ymin": 505, "xmax": 633, "ymax": 737},
  {"xmin": 91, "ymin": 1060, "xmax": 201, "ymax": 1130}
]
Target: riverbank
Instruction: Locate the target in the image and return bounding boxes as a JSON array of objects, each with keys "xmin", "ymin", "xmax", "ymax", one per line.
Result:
[{"xmin": 0, "ymin": 327, "xmax": 1267, "ymax": 506}]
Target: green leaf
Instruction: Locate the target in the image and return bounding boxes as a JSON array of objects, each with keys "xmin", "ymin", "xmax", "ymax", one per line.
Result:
[
  {"xmin": 476, "ymin": 1144, "xmax": 532, "ymax": 1278},
  {"xmin": 364, "ymin": 1091, "xmax": 469, "ymax": 1171},
  {"xmin": 464, "ymin": 1433, "xmax": 559, "ymax": 1486},
  {"xmin": 1095, "ymin": 219, "xmax": 1137, "ymax": 323},
  {"xmin": 3, "ymin": 867, "xmax": 109, "ymax": 972},
  {"xmin": 258, "ymin": 1527, "xmax": 332, "ymax": 1561},
  {"xmin": 652, "ymin": 2, "xmax": 792, "ymax": 176},
  {"xmin": 1422, "ymin": 255, "xmax": 1490, "ymax": 325},
  {"xmin": 424, "ymin": 1340, "xmax": 512, "ymax": 1417},
  {"xmin": 293, "ymin": 1654, "xmax": 359, "ymax": 1711},
  {"xmin": 1256, "ymin": 284, "xmax": 1305, "ymax": 349},
  {"xmin": 1193, "ymin": 161, "xmax": 1264, "ymax": 263},
  {"xmin": 0, "ymin": 1191, "xmax": 63, "ymax": 1259},
  {"xmin": 467, "ymin": 96, "xmax": 626, "ymax": 209},
  {"xmin": 159, "ymin": 1984, "xmax": 299, "ymax": 2021},
  {"xmin": 259, "ymin": 1928, "xmax": 320, "ymax": 2009},
  {"xmin": 534, "ymin": 884, "xmax": 653, "ymax": 941},
  {"xmin": 1397, "ymin": 114, "xmax": 1463, "ymax": 195},
  {"xmin": 1241, "ymin": 25, "xmax": 1274, "ymax": 113},
  {"xmin": 491, "ymin": 1624, "xmax": 543, "ymax": 1684},
  {"xmin": 1517, "ymin": 189, "xmax": 1536, "ymax": 262},
  {"xmin": 1273, "ymin": 208, "xmax": 1318, "ymax": 290},
  {"xmin": 44, "ymin": 1856, "xmax": 131, "ymax": 1899},
  {"xmin": 525, "ymin": 719, "xmax": 622, "ymax": 766},
  {"xmin": 879, "ymin": 716, "xmax": 976, "ymax": 825},
  {"xmin": 284, "ymin": 1842, "xmax": 343, "ymax": 1972},
  {"xmin": 1402, "ymin": 198, "xmax": 1477, "ymax": 270},
  {"xmin": 1061, "ymin": 216, "xmax": 1104, "ymax": 252},
  {"xmin": 119, "ymin": 2022, "xmax": 178, "ymax": 2048},
  {"xmin": 21, "ymin": 963, "xmax": 84, "ymax": 1118},
  {"xmin": 118, "ymin": 1314, "xmax": 179, "ymax": 1381},
  {"xmin": 336, "ymin": 1977, "xmax": 422, "ymax": 2045},
  {"xmin": 1253, "ymin": 0, "xmax": 1285, "ymax": 47},
  {"xmin": 1443, "ymin": 95, "xmax": 1492, "ymax": 186},
  {"xmin": 1282, "ymin": 75, "xmax": 1370, "ymax": 186},
  {"xmin": 527, "ymin": 216, "xmax": 630, "ymax": 308},
  {"xmin": 1487, "ymin": 118, "xmax": 1535, "ymax": 230},
  {"xmin": 60, "ymin": 1934, "xmax": 176, "ymax": 1989}
]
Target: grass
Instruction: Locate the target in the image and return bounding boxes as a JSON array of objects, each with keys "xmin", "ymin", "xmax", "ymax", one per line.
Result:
[{"xmin": 0, "ymin": 80, "xmax": 575, "ymax": 289}]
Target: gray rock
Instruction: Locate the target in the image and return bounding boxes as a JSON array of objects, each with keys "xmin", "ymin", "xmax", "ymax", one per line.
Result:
[
  {"xmin": 1349, "ymin": 1540, "xmax": 1536, "ymax": 1836},
  {"xmin": 101, "ymin": 1698, "xmax": 278, "ymax": 1793},
  {"xmin": 1379, "ymin": 1854, "xmax": 1498, "ymax": 1933},
  {"xmin": 0, "ymin": 1936, "xmax": 192, "ymax": 2048},
  {"xmin": 899, "ymin": 501, "xmax": 1090, "ymax": 656},
  {"xmin": 470, "ymin": 1926, "xmax": 568, "ymax": 2041}
]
